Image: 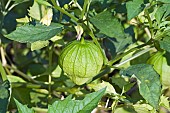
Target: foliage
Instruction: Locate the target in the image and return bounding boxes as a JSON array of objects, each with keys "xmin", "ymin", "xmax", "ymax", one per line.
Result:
[{"xmin": 0, "ymin": 0, "xmax": 170, "ymax": 113}]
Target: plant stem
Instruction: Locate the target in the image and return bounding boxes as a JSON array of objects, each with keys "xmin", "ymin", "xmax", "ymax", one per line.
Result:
[
  {"xmin": 108, "ymin": 40, "xmax": 153, "ymax": 65},
  {"xmin": 81, "ymin": 0, "xmax": 88, "ymax": 19},
  {"xmin": 113, "ymin": 47, "xmax": 154, "ymax": 68},
  {"xmin": 5, "ymin": 64, "xmax": 41, "ymax": 84},
  {"xmin": 0, "ymin": 60, "xmax": 7, "ymax": 81},
  {"xmin": 48, "ymin": 44, "xmax": 54, "ymax": 101},
  {"xmin": 88, "ymin": 29, "xmax": 108, "ymax": 65},
  {"xmin": 51, "ymin": 0, "xmax": 78, "ymax": 22},
  {"xmin": 11, "ymin": 82, "xmax": 47, "ymax": 89}
]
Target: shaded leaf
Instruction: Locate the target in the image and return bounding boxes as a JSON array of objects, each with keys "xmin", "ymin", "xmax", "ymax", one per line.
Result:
[
  {"xmin": 14, "ymin": 98, "xmax": 34, "ymax": 113},
  {"xmin": 126, "ymin": 0, "xmax": 145, "ymax": 20},
  {"xmin": 121, "ymin": 64, "xmax": 161, "ymax": 109},
  {"xmin": 156, "ymin": 0, "xmax": 170, "ymax": 3},
  {"xmin": 5, "ymin": 23, "xmax": 63, "ymax": 43},
  {"xmin": 155, "ymin": 4, "xmax": 170, "ymax": 24},
  {"xmin": 48, "ymin": 88, "xmax": 106, "ymax": 113},
  {"xmin": 90, "ymin": 11, "xmax": 125, "ymax": 38},
  {"xmin": 0, "ymin": 80, "xmax": 11, "ymax": 113},
  {"xmin": 159, "ymin": 36, "xmax": 170, "ymax": 53}
]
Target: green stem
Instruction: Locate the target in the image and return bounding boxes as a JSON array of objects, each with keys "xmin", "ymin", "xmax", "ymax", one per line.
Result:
[
  {"xmin": 0, "ymin": 60, "xmax": 7, "ymax": 81},
  {"xmin": 48, "ymin": 44, "xmax": 54, "ymax": 101},
  {"xmin": 88, "ymin": 29, "xmax": 108, "ymax": 65},
  {"xmin": 81, "ymin": 0, "xmax": 88, "ymax": 19},
  {"xmin": 5, "ymin": 64, "xmax": 41, "ymax": 84},
  {"xmin": 51, "ymin": 0, "xmax": 78, "ymax": 22},
  {"xmin": 113, "ymin": 47, "xmax": 154, "ymax": 68},
  {"xmin": 109, "ymin": 40, "xmax": 152, "ymax": 65},
  {"xmin": 11, "ymin": 82, "xmax": 47, "ymax": 89}
]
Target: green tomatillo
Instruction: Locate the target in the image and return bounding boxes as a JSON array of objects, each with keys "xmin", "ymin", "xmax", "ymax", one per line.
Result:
[{"xmin": 59, "ymin": 39, "xmax": 103, "ymax": 85}]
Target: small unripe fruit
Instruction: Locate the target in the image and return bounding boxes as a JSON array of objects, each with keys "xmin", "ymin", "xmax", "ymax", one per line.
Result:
[{"xmin": 59, "ymin": 39, "xmax": 103, "ymax": 85}]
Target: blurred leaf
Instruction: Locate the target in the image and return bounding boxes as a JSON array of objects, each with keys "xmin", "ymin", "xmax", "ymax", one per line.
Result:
[
  {"xmin": 28, "ymin": 1, "xmax": 46, "ymax": 20},
  {"xmin": 155, "ymin": 4, "xmax": 170, "ymax": 24},
  {"xmin": 7, "ymin": 76, "xmax": 26, "ymax": 83},
  {"xmin": 31, "ymin": 40, "xmax": 49, "ymax": 51},
  {"xmin": 121, "ymin": 64, "xmax": 161, "ymax": 109},
  {"xmin": 156, "ymin": 0, "xmax": 170, "ymax": 3},
  {"xmin": 16, "ymin": 16, "xmax": 30, "ymax": 24},
  {"xmin": 40, "ymin": 7, "xmax": 53, "ymax": 26},
  {"xmin": 159, "ymin": 95, "xmax": 170, "ymax": 111},
  {"xmin": 115, "ymin": 106, "xmax": 136, "ymax": 113},
  {"xmin": 14, "ymin": 98, "xmax": 34, "ymax": 113},
  {"xmin": 13, "ymin": 0, "xmax": 29, "ymax": 4},
  {"xmin": 126, "ymin": 0, "xmax": 145, "ymax": 20},
  {"xmin": 90, "ymin": 11, "xmax": 125, "ymax": 38},
  {"xmin": 5, "ymin": 23, "xmax": 63, "ymax": 43},
  {"xmin": 48, "ymin": 88, "xmax": 106, "ymax": 113},
  {"xmin": 51, "ymin": 65, "xmax": 63, "ymax": 78},
  {"xmin": 35, "ymin": 0, "xmax": 52, "ymax": 6},
  {"xmin": 0, "ymin": 80, "xmax": 11, "ymax": 113},
  {"xmin": 159, "ymin": 36, "xmax": 170, "ymax": 53},
  {"xmin": 133, "ymin": 104, "xmax": 153, "ymax": 113},
  {"xmin": 112, "ymin": 76, "xmax": 134, "ymax": 92},
  {"xmin": 104, "ymin": 36, "xmax": 132, "ymax": 58},
  {"xmin": 88, "ymin": 81, "xmax": 117, "ymax": 95},
  {"xmin": 147, "ymin": 52, "xmax": 170, "ymax": 88}
]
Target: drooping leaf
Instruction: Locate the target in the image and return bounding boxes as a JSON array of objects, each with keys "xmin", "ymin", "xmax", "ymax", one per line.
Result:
[
  {"xmin": 90, "ymin": 11, "xmax": 125, "ymax": 38},
  {"xmin": 121, "ymin": 64, "xmax": 161, "ymax": 109},
  {"xmin": 48, "ymin": 88, "xmax": 106, "ymax": 113},
  {"xmin": 14, "ymin": 98, "xmax": 34, "ymax": 113},
  {"xmin": 0, "ymin": 80, "xmax": 11, "ymax": 113},
  {"xmin": 5, "ymin": 23, "xmax": 63, "ymax": 43},
  {"xmin": 126, "ymin": 0, "xmax": 146, "ymax": 20}
]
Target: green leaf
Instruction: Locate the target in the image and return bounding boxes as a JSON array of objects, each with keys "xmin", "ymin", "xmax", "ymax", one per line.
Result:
[
  {"xmin": 126, "ymin": 0, "xmax": 145, "ymax": 20},
  {"xmin": 104, "ymin": 36, "xmax": 132, "ymax": 58},
  {"xmin": 155, "ymin": 4, "xmax": 170, "ymax": 24},
  {"xmin": 14, "ymin": 98, "xmax": 34, "ymax": 113},
  {"xmin": 157, "ymin": 0, "xmax": 170, "ymax": 3},
  {"xmin": 0, "ymin": 80, "xmax": 11, "ymax": 113},
  {"xmin": 28, "ymin": 1, "xmax": 46, "ymax": 20},
  {"xmin": 35, "ymin": 0, "xmax": 52, "ymax": 6},
  {"xmin": 12, "ymin": 0, "xmax": 29, "ymax": 4},
  {"xmin": 31, "ymin": 40, "xmax": 49, "ymax": 51},
  {"xmin": 159, "ymin": 95, "xmax": 170, "ymax": 111},
  {"xmin": 147, "ymin": 52, "xmax": 170, "ymax": 88},
  {"xmin": 90, "ymin": 11, "xmax": 125, "ymax": 38},
  {"xmin": 88, "ymin": 81, "xmax": 117, "ymax": 95},
  {"xmin": 133, "ymin": 104, "xmax": 153, "ymax": 113},
  {"xmin": 121, "ymin": 64, "xmax": 161, "ymax": 109},
  {"xmin": 159, "ymin": 36, "xmax": 170, "ymax": 53},
  {"xmin": 5, "ymin": 23, "xmax": 63, "ymax": 43},
  {"xmin": 48, "ymin": 88, "xmax": 106, "ymax": 113}
]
